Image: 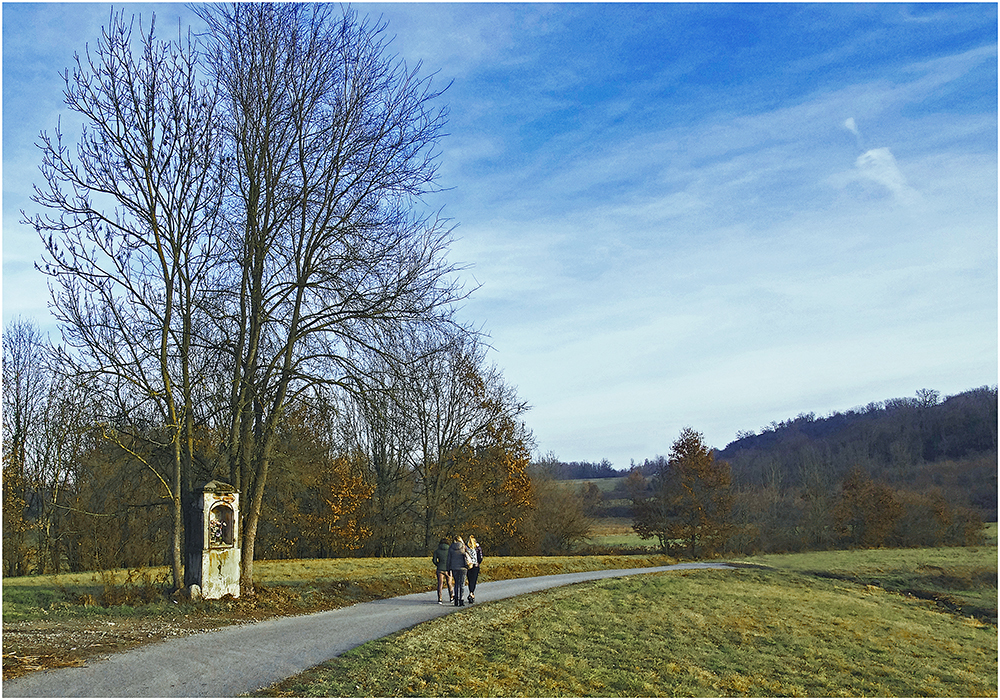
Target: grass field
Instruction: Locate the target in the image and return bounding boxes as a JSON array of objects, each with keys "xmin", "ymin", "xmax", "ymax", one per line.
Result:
[
  {"xmin": 1, "ymin": 554, "xmax": 678, "ymax": 624},
  {"xmin": 4, "ymin": 528, "xmax": 996, "ymax": 696},
  {"xmin": 254, "ymin": 544, "xmax": 997, "ymax": 698},
  {"xmin": 738, "ymin": 542, "xmax": 998, "ymax": 620},
  {"xmin": 584, "ymin": 517, "xmax": 652, "ymax": 549},
  {"xmin": 558, "ymin": 477, "xmax": 628, "ymax": 493}
]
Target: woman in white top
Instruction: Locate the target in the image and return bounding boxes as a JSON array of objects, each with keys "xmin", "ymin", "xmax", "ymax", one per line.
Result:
[{"xmin": 465, "ymin": 534, "xmax": 483, "ymax": 604}]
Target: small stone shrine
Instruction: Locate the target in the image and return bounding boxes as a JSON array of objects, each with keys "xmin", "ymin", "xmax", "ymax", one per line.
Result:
[{"xmin": 189, "ymin": 480, "xmax": 241, "ymax": 599}]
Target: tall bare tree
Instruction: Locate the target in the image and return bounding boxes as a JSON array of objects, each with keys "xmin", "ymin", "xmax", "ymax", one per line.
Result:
[
  {"xmin": 2, "ymin": 319, "xmax": 50, "ymax": 575},
  {"xmin": 26, "ymin": 5, "xmax": 465, "ymax": 593},
  {"xmin": 195, "ymin": 4, "xmax": 464, "ymax": 592},
  {"xmin": 336, "ymin": 357, "xmax": 421, "ymax": 556},
  {"xmin": 24, "ymin": 10, "xmax": 224, "ymax": 589}
]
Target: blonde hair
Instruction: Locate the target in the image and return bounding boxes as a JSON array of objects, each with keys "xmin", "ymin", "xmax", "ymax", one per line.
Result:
[
  {"xmin": 468, "ymin": 535, "xmax": 478, "ymax": 548},
  {"xmin": 454, "ymin": 535, "xmax": 465, "ymax": 545}
]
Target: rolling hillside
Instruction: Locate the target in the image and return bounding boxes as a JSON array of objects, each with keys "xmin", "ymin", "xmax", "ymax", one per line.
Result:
[{"xmin": 716, "ymin": 386, "xmax": 997, "ymax": 520}]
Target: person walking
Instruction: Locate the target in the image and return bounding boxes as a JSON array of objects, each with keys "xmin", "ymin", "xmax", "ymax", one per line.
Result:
[
  {"xmin": 432, "ymin": 538, "xmax": 454, "ymax": 604},
  {"xmin": 466, "ymin": 534, "xmax": 483, "ymax": 604},
  {"xmin": 447, "ymin": 536, "xmax": 469, "ymax": 606}
]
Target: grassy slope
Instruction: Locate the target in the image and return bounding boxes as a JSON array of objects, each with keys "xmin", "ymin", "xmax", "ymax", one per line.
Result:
[{"xmin": 255, "ymin": 547, "xmax": 997, "ymax": 698}]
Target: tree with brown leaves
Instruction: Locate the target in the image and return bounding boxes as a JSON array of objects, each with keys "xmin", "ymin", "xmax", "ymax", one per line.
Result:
[
  {"xmin": 833, "ymin": 466, "xmax": 903, "ymax": 548},
  {"xmin": 632, "ymin": 427, "xmax": 734, "ymax": 558}
]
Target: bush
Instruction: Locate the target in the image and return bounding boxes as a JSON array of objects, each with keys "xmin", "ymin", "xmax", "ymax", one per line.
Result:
[{"xmin": 96, "ymin": 567, "xmax": 170, "ymax": 607}]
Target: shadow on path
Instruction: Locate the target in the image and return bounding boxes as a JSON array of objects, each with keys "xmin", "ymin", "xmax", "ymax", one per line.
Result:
[{"xmin": 3, "ymin": 562, "xmax": 732, "ymax": 698}]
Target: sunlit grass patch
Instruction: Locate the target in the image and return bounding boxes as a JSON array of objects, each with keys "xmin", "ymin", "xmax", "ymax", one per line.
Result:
[
  {"xmin": 257, "ymin": 567, "xmax": 997, "ymax": 697},
  {"xmin": 740, "ymin": 542, "xmax": 997, "ymax": 574}
]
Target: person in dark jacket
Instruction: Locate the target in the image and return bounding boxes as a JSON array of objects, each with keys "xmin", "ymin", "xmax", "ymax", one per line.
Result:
[
  {"xmin": 432, "ymin": 538, "xmax": 454, "ymax": 604},
  {"xmin": 465, "ymin": 534, "xmax": 483, "ymax": 604},
  {"xmin": 446, "ymin": 536, "xmax": 469, "ymax": 606}
]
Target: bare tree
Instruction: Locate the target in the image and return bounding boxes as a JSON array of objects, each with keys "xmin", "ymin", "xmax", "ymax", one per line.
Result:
[
  {"xmin": 401, "ymin": 331, "xmax": 531, "ymax": 550},
  {"xmin": 2, "ymin": 320, "xmax": 99, "ymax": 575},
  {"xmin": 2, "ymin": 319, "xmax": 50, "ymax": 575},
  {"xmin": 331, "ymin": 328, "xmax": 534, "ymax": 556},
  {"xmin": 336, "ymin": 359, "xmax": 421, "ymax": 556},
  {"xmin": 25, "ymin": 4, "xmax": 466, "ymax": 593},
  {"xmin": 194, "ymin": 4, "xmax": 465, "ymax": 592},
  {"xmin": 30, "ymin": 369, "xmax": 98, "ymax": 574},
  {"xmin": 24, "ymin": 10, "xmax": 224, "ymax": 589},
  {"xmin": 530, "ymin": 475, "xmax": 592, "ymax": 555}
]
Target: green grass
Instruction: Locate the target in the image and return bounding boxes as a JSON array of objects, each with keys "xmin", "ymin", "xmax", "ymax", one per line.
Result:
[
  {"xmin": 5, "ymin": 542, "xmax": 996, "ymax": 696},
  {"xmin": 2, "ymin": 554, "xmax": 677, "ymax": 623},
  {"xmin": 585, "ymin": 532, "xmax": 651, "ymax": 548},
  {"xmin": 1, "ymin": 567, "xmax": 178, "ymax": 622},
  {"xmin": 256, "ymin": 565, "xmax": 997, "ymax": 697},
  {"xmin": 585, "ymin": 516, "xmax": 654, "ymax": 549},
  {"xmin": 738, "ymin": 544, "xmax": 998, "ymax": 620}
]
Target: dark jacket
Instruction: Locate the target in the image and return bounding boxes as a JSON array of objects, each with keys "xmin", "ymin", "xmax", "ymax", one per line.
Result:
[
  {"xmin": 446, "ymin": 541, "xmax": 468, "ymax": 571},
  {"xmin": 432, "ymin": 542, "xmax": 451, "ymax": 572}
]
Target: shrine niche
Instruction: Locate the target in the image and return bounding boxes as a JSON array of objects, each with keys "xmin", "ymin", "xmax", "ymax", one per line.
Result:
[
  {"xmin": 188, "ymin": 480, "xmax": 241, "ymax": 599},
  {"xmin": 209, "ymin": 502, "xmax": 235, "ymax": 547}
]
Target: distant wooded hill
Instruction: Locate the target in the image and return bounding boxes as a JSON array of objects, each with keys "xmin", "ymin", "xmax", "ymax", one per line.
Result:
[
  {"xmin": 544, "ymin": 386, "xmax": 997, "ymax": 522},
  {"xmin": 716, "ymin": 386, "xmax": 997, "ymax": 521}
]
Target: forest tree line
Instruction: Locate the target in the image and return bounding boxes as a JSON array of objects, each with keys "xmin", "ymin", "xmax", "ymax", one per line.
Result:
[
  {"xmin": 534, "ymin": 458, "xmax": 618, "ymax": 481},
  {"xmin": 717, "ymin": 386, "xmax": 996, "ymax": 553},
  {"xmin": 5, "ymin": 320, "xmax": 995, "ymax": 581},
  {"xmin": 3, "ymin": 317, "xmax": 551, "ymax": 577}
]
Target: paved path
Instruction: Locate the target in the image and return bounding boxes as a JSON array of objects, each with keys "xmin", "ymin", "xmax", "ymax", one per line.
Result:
[{"xmin": 3, "ymin": 562, "xmax": 732, "ymax": 698}]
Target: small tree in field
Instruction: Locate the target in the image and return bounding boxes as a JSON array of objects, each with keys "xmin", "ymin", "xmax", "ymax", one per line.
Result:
[
  {"xmin": 528, "ymin": 474, "xmax": 591, "ymax": 555},
  {"xmin": 632, "ymin": 428, "xmax": 734, "ymax": 558}
]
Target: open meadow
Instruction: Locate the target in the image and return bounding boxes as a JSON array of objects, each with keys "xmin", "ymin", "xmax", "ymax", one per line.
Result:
[
  {"xmin": 253, "ymin": 543, "xmax": 997, "ymax": 698},
  {"xmin": 585, "ymin": 516, "xmax": 651, "ymax": 549}
]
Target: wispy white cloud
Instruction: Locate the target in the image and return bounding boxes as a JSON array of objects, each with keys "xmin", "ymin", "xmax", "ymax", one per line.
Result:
[{"xmin": 852, "ymin": 147, "xmax": 918, "ymax": 202}]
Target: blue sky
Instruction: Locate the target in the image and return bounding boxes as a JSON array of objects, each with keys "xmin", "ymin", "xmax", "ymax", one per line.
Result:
[{"xmin": 3, "ymin": 3, "xmax": 997, "ymax": 467}]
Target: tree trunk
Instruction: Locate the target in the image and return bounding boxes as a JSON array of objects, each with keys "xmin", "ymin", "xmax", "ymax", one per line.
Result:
[{"xmin": 171, "ymin": 437, "xmax": 183, "ymax": 590}]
